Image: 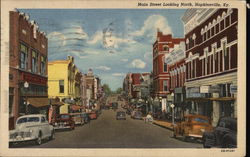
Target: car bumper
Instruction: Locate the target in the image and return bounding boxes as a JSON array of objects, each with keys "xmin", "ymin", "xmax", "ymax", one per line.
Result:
[
  {"xmin": 54, "ymin": 125, "xmax": 71, "ymax": 130},
  {"xmin": 9, "ymin": 136, "xmax": 36, "ymax": 143},
  {"xmin": 187, "ymin": 134, "xmax": 203, "ymax": 138}
]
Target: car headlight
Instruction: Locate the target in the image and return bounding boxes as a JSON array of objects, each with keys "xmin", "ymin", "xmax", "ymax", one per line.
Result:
[{"xmin": 29, "ymin": 129, "xmax": 33, "ymax": 133}]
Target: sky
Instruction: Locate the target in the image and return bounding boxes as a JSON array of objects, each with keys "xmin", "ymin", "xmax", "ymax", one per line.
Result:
[{"xmin": 20, "ymin": 9, "xmax": 186, "ymax": 90}]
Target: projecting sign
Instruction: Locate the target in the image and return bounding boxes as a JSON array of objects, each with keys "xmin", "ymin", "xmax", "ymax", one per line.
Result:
[
  {"xmin": 200, "ymin": 86, "xmax": 210, "ymax": 93},
  {"xmin": 230, "ymin": 85, "xmax": 237, "ymax": 94}
]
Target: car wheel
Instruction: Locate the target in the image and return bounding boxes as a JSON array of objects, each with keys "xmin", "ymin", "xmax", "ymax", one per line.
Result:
[
  {"xmin": 36, "ymin": 132, "xmax": 42, "ymax": 145},
  {"xmin": 50, "ymin": 130, "xmax": 55, "ymax": 140},
  {"xmin": 203, "ymin": 140, "xmax": 211, "ymax": 148}
]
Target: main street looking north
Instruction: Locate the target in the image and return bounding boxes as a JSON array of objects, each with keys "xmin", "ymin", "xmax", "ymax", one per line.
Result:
[{"xmin": 10, "ymin": 95, "xmax": 202, "ymax": 148}]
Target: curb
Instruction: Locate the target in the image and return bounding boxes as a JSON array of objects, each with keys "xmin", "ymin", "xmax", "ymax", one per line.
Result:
[{"xmin": 153, "ymin": 122, "xmax": 173, "ymax": 131}]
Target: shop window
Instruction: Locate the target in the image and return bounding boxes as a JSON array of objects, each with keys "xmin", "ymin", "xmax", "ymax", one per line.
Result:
[
  {"xmin": 20, "ymin": 44, "xmax": 28, "ymax": 70},
  {"xmin": 59, "ymin": 80, "xmax": 64, "ymax": 93}
]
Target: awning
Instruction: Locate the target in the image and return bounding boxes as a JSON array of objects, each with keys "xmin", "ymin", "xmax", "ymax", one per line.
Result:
[
  {"xmin": 209, "ymin": 97, "xmax": 236, "ymax": 101},
  {"xmin": 50, "ymin": 99, "xmax": 64, "ymax": 106},
  {"xmin": 27, "ymin": 98, "xmax": 50, "ymax": 108},
  {"xmin": 185, "ymin": 97, "xmax": 210, "ymax": 102},
  {"xmin": 71, "ymin": 105, "xmax": 82, "ymax": 111}
]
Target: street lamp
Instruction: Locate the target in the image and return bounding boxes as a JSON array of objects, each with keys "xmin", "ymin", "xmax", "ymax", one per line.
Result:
[
  {"xmin": 24, "ymin": 81, "xmax": 29, "ymax": 114},
  {"xmin": 170, "ymin": 103, "xmax": 175, "ymax": 125}
]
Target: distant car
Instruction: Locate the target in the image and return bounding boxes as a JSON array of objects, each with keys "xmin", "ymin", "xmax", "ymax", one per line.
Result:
[
  {"xmin": 54, "ymin": 114, "xmax": 75, "ymax": 130},
  {"xmin": 173, "ymin": 114, "xmax": 213, "ymax": 141},
  {"xmin": 131, "ymin": 111, "xmax": 143, "ymax": 120},
  {"xmin": 89, "ymin": 111, "xmax": 97, "ymax": 120},
  {"xmin": 202, "ymin": 117, "xmax": 237, "ymax": 148},
  {"xmin": 70, "ymin": 113, "xmax": 84, "ymax": 125},
  {"xmin": 116, "ymin": 111, "xmax": 126, "ymax": 120},
  {"xmin": 9, "ymin": 114, "xmax": 55, "ymax": 145}
]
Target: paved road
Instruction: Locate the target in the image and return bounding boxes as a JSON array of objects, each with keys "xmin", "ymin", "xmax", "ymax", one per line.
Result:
[{"xmin": 13, "ymin": 108, "xmax": 202, "ymax": 148}]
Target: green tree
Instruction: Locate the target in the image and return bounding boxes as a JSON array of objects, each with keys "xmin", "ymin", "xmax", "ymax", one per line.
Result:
[
  {"xmin": 115, "ymin": 87, "xmax": 123, "ymax": 94},
  {"xmin": 102, "ymin": 84, "xmax": 112, "ymax": 96}
]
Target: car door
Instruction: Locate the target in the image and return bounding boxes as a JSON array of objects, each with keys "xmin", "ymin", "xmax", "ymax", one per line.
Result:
[
  {"xmin": 214, "ymin": 119, "xmax": 230, "ymax": 146},
  {"xmin": 41, "ymin": 116, "xmax": 50, "ymax": 138}
]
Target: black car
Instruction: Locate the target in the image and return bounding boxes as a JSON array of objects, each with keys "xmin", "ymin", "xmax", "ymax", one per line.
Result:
[
  {"xmin": 202, "ymin": 117, "xmax": 237, "ymax": 148},
  {"xmin": 116, "ymin": 111, "xmax": 126, "ymax": 120}
]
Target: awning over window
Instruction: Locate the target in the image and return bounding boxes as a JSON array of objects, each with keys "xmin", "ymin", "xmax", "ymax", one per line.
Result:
[
  {"xmin": 27, "ymin": 98, "xmax": 64, "ymax": 108},
  {"xmin": 209, "ymin": 97, "xmax": 236, "ymax": 101},
  {"xmin": 27, "ymin": 98, "xmax": 50, "ymax": 108}
]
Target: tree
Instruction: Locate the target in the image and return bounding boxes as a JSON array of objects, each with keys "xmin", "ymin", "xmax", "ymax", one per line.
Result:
[
  {"xmin": 115, "ymin": 87, "xmax": 123, "ymax": 94},
  {"xmin": 102, "ymin": 84, "xmax": 112, "ymax": 96}
]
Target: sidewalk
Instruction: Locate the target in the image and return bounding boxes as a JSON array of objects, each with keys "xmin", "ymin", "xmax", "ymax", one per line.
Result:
[{"xmin": 153, "ymin": 119, "xmax": 174, "ymax": 131}]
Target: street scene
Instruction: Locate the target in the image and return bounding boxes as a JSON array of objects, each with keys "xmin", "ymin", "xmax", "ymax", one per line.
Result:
[{"xmin": 8, "ymin": 8, "xmax": 238, "ymax": 149}]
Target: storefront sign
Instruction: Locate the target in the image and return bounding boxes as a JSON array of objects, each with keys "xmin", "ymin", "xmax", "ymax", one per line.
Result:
[
  {"xmin": 21, "ymin": 72, "xmax": 47, "ymax": 85},
  {"xmin": 186, "ymin": 93, "xmax": 206, "ymax": 98},
  {"xmin": 210, "ymin": 85, "xmax": 220, "ymax": 93},
  {"xmin": 230, "ymin": 85, "xmax": 237, "ymax": 94},
  {"xmin": 200, "ymin": 86, "xmax": 210, "ymax": 93},
  {"xmin": 174, "ymin": 87, "xmax": 185, "ymax": 93},
  {"xmin": 167, "ymin": 94, "xmax": 173, "ymax": 101},
  {"xmin": 187, "ymin": 87, "xmax": 199, "ymax": 93}
]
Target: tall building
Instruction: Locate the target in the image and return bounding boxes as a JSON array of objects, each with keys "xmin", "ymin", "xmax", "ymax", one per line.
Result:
[
  {"xmin": 182, "ymin": 9, "xmax": 238, "ymax": 126},
  {"xmin": 9, "ymin": 10, "xmax": 48, "ymax": 128},
  {"xmin": 152, "ymin": 30, "xmax": 184, "ymax": 111}
]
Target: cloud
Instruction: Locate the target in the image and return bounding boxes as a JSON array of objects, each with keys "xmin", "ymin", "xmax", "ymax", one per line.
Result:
[
  {"xmin": 87, "ymin": 31, "xmax": 103, "ymax": 45},
  {"xmin": 112, "ymin": 73, "xmax": 125, "ymax": 77},
  {"xmin": 131, "ymin": 59, "xmax": 146, "ymax": 69},
  {"xmin": 132, "ymin": 14, "xmax": 172, "ymax": 40},
  {"xmin": 47, "ymin": 31, "xmax": 66, "ymax": 46},
  {"xmin": 121, "ymin": 58, "xmax": 128, "ymax": 62},
  {"xmin": 95, "ymin": 66, "xmax": 111, "ymax": 71}
]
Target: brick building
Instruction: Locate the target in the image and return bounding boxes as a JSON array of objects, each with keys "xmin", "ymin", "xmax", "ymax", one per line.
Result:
[
  {"xmin": 152, "ymin": 30, "xmax": 184, "ymax": 111},
  {"xmin": 165, "ymin": 42, "xmax": 186, "ymax": 117},
  {"xmin": 9, "ymin": 10, "xmax": 48, "ymax": 128},
  {"xmin": 182, "ymin": 9, "xmax": 238, "ymax": 126}
]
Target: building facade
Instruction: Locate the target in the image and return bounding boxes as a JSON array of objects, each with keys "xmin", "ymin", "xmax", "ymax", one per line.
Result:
[
  {"xmin": 9, "ymin": 10, "xmax": 48, "ymax": 128},
  {"xmin": 165, "ymin": 42, "xmax": 186, "ymax": 118},
  {"xmin": 48, "ymin": 56, "xmax": 79, "ymax": 114},
  {"xmin": 182, "ymin": 8, "xmax": 238, "ymax": 126}
]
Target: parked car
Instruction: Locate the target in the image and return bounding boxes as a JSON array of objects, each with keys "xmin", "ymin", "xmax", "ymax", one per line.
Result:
[
  {"xmin": 89, "ymin": 111, "xmax": 97, "ymax": 120},
  {"xmin": 54, "ymin": 114, "xmax": 75, "ymax": 130},
  {"xmin": 173, "ymin": 114, "xmax": 213, "ymax": 141},
  {"xmin": 131, "ymin": 111, "xmax": 143, "ymax": 120},
  {"xmin": 70, "ymin": 113, "xmax": 84, "ymax": 125},
  {"xmin": 9, "ymin": 114, "xmax": 55, "ymax": 145},
  {"xmin": 202, "ymin": 117, "xmax": 237, "ymax": 148},
  {"xmin": 116, "ymin": 111, "xmax": 126, "ymax": 120}
]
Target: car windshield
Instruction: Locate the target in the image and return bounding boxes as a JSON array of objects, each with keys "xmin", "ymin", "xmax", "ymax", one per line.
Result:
[
  {"xmin": 192, "ymin": 117, "xmax": 208, "ymax": 123},
  {"xmin": 117, "ymin": 112, "xmax": 125, "ymax": 115},
  {"xmin": 17, "ymin": 117, "xmax": 40, "ymax": 124},
  {"xmin": 59, "ymin": 115, "xmax": 70, "ymax": 119}
]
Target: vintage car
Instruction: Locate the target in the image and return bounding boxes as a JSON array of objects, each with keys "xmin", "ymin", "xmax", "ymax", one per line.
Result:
[
  {"xmin": 202, "ymin": 117, "xmax": 237, "ymax": 148},
  {"xmin": 9, "ymin": 114, "xmax": 55, "ymax": 145},
  {"xmin": 173, "ymin": 114, "xmax": 213, "ymax": 141},
  {"xmin": 81, "ymin": 112, "xmax": 90, "ymax": 123},
  {"xmin": 89, "ymin": 111, "xmax": 97, "ymax": 120},
  {"xmin": 70, "ymin": 113, "xmax": 84, "ymax": 125},
  {"xmin": 116, "ymin": 111, "xmax": 126, "ymax": 120},
  {"xmin": 53, "ymin": 114, "xmax": 75, "ymax": 130}
]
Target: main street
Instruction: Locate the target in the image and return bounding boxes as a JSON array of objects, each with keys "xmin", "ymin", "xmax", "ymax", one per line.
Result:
[{"xmin": 13, "ymin": 103, "xmax": 202, "ymax": 148}]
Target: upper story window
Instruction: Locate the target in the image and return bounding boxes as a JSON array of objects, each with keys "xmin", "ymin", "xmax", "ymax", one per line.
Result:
[
  {"xmin": 20, "ymin": 43, "xmax": 28, "ymax": 70},
  {"xmin": 163, "ymin": 45, "xmax": 169, "ymax": 51},
  {"xmin": 163, "ymin": 80, "xmax": 168, "ymax": 91},
  {"xmin": 163, "ymin": 62, "xmax": 168, "ymax": 72},
  {"xmin": 41, "ymin": 56, "xmax": 46, "ymax": 75},
  {"xmin": 59, "ymin": 80, "xmax": 64, "ymax": 93},
  {"xmin": 31, "ymin": 50, "xmax": 38, "ymax": 73}
]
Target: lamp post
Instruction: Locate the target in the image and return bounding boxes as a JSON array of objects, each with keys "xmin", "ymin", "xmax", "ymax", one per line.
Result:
[
  {"xmin": 170, "ymin": 103, "xmax": 175, "ymax": 125},
  {"xmin": 24, "ymin": 81, "xmax": 29, "ymax": 114}
]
